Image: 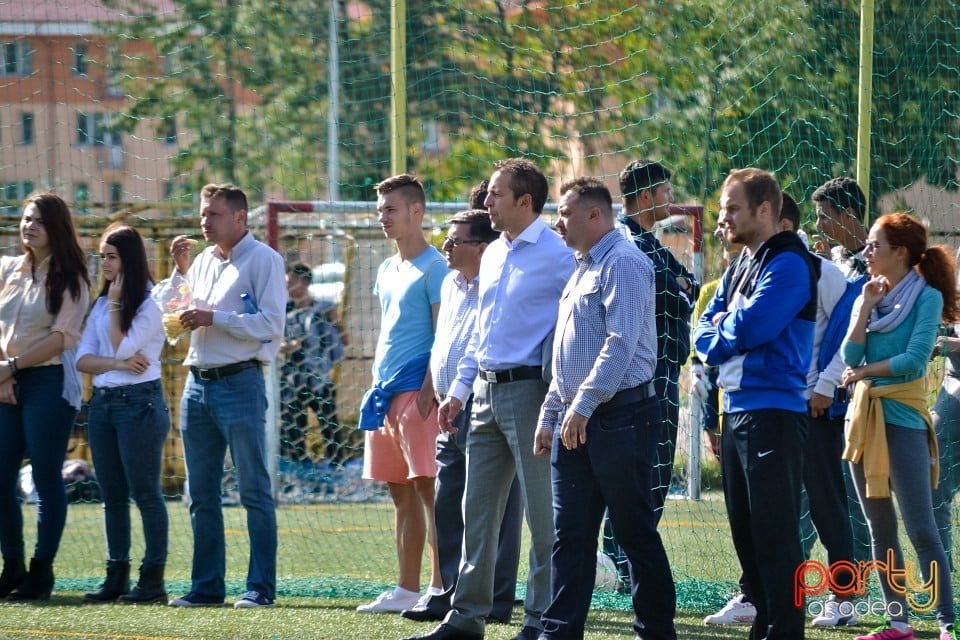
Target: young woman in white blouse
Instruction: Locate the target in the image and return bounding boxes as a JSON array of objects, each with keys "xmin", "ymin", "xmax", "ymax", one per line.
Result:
[{"xmin": 77, "ymin": 223, "xmax": 170, "ymax": 604}]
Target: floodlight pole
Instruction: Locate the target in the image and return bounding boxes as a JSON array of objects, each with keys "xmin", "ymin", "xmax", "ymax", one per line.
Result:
[
  {"xmin": 328, "ymin": 0, "xmax": 341, "ymax": 201},
  {"xmin": 856, "ymin": 0, "xmax": 875, "ymax": 224},
  {"xmin": 390, "ymin": 0, "xmax": 407, "ymax": 175}
]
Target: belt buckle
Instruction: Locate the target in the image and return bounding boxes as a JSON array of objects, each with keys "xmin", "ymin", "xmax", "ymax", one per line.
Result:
[
  {"xmin": 196, "ymin": 368, "xmax": 214, "ymax": 382},
  {"xmin": 483, "ymin": 369, "xmax": 498, "ymax": 383}
]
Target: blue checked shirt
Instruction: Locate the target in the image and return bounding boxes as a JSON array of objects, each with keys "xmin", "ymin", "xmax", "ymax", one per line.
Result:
[
  {"xmin": 430, "ymin": 271, "xmax": 479, "ymax": 397},
  {"xmin": 538, "ymin": 229, "xmax": 657, "ymax": 430}
]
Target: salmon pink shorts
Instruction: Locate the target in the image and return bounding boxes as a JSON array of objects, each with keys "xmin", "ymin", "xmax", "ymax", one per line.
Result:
[{"xmin": 362, "ymin": 390, "xmax": 440, "ymax": 483}]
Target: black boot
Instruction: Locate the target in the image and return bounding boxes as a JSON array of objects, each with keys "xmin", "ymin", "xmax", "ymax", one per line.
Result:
[
  {"xmin": 83, "ymin": 560, "xmax": 130, "ymax": 603},
  {"xmin": 0, "ymin": 557, "xmax": 26, "ymax": 598},
  {"xmin": 118, "ymin": 564, "xmax": 167, "ymax": 604},
  {"xmin": 7, "ymin": 558, "xmax": 54, "ymax": 601}
]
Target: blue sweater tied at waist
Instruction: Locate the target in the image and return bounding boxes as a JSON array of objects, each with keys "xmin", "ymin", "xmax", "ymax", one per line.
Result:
[{"xmin": 358, "ymin": 353, "xmax": 431, "ymax": 431}]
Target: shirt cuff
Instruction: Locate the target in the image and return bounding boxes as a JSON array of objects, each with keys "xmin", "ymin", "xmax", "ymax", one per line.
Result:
[
  {"xmin": 813, "ymin": 379, "xmax": 838, "ymax": 398},
  {"xmin": 449, "ymin": 380, "xmax": 472, "ymax": 404},
  {"xmin": 570, "ymin": 391, "xmax": 601, "ymax": 419}
]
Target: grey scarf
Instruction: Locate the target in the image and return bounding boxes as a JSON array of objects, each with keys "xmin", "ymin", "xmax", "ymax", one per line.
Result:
[{"xmin": 868, "ymin": 269, "xmax": 925, "ymax": 334}]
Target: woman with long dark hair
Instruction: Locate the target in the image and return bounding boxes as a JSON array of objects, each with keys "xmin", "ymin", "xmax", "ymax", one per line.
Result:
[
  {"xmin": 77, "ymin": 223, "xmax": 169, "ymax": 603},
  {"xmin": 0, "ymin": 193, "xmax": 90, "ymax": 600},
  {"xmin": 841, "ymin": 212, "xmax": 960, "ymax": 640}
]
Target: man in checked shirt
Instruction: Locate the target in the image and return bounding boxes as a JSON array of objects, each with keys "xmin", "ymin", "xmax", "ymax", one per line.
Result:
[{"xmin": 533, "ymin": 178, "xmax": 676, "ymax": 640}]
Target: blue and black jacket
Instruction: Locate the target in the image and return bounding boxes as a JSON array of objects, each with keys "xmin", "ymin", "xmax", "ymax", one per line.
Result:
[{"xmin": 693, "ymin": 231, "xmax": 819, "ymax": 414}]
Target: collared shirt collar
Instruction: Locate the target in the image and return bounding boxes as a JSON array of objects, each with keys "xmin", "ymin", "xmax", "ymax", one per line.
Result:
[
  {"xmin": 453, "ymin": 271, "xmax": 478, "ymax": 292},
  {"xmin": 506, "ymin": 215, "xmax": 549, "ymax": 247},
  {"xmin": 580, "ymin": 228, "xmax": 623, "ymax": 265},
  {"xmin": 215, "ymin": 230, "xmax": 253, "ymax": 262},
  {"xmin": 18, "ymin": 253, "xmax": 50, "ymax": 276},
  {"xmin": 617, "ymin": 213, "xmax": 647, "ymax": 235}
]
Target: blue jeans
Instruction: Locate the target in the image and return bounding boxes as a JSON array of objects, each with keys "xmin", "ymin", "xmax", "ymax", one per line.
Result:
[
  {"xmin": 932, "ymin": 377, "xmax": 960, "ymax": 568},
  {"xmin": 87, "ymin": 379, "xmax": 170, "ymax": 566},
  {"xmin": 0, "ymin": 365, "xmax": 77, "ymax": 562},
  {"xmin": 542, "ymin": 396, "xmax": 676, "ymax": 640},
  {"xmin": 180, "ymin": 367, "xmax": 276, "ymax": 599}
]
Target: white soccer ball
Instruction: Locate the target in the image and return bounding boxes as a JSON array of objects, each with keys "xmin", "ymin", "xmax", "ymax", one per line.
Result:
[{"xmin": 594, "ymin": 551, "xmax": 619, "ymax": 591}]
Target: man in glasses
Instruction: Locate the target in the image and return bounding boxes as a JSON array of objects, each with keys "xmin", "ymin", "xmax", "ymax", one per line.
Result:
[{"xmin": 404, "ymin": 158, "xmax": 575, "ymax": 640}]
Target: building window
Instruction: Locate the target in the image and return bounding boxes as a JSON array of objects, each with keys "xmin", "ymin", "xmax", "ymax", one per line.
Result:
[
  {"xmin": 77, "ymin": 112, "xmax": 121, "ymax": 147},
  {"xmin": 2, "ymin": 181, "xmax": 34, "ymax": 213},
  {"xmin": 109, "ymin": 182, "xmax": 122, "ymax": 205},
  {"xmin": 74, "ymin": 183, "xmax": 90, "ymax": 214},
  {"xmin": 1, "ymin": 42, "xmax": 31, "ymax": 76},
  {"xmin": 73, "ymin": 43, "xmax": 88, "ymax": 76},
  {"xmin": 163, "ymin": 116, "xmax": 177, "ymax": 145},
  {"xmin": 105, "ymin": 45, "xmax": 122, "ymax": 97},
  {"xmin": 20, "ymin": 113, "xmax": 33, "ymax": 145}
]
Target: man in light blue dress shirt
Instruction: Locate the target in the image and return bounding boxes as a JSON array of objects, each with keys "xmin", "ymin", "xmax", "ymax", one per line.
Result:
[
  {"xmin": 403, "ymin": 159, "xmax": 576, "ymax": 640},
  {"xmin": 402, "ymin": 209, "xmax": 522, "ymax": 625}
]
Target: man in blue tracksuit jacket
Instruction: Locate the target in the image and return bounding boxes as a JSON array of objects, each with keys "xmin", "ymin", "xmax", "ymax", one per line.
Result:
[{"xmin": 693, "ymin": 168, "xmax": 818, "ymax": 640}]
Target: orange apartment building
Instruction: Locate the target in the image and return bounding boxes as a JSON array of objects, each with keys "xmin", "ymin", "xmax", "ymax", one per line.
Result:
[{"xmin": 0, "ymin": 0, "xmax": 196, "ymax": 211}]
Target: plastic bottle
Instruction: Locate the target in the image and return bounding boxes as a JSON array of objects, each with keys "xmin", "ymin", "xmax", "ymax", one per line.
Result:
[{"xmin": 240, "ymin": 292, "xmax": 272, "ymax": 343}]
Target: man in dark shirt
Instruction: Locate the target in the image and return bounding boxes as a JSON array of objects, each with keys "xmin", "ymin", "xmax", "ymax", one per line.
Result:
[{"xmin": 617, "ymin": 159, "xmax": 700, "ymax": 518}]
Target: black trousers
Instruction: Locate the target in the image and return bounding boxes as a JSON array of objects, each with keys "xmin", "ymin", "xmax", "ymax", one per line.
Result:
[
  {"xmin": 723, "ymin": 409, "xmax": 806, "ymax": 640},
  {"xmin": 542, "ymin": 396, "xmax": 676, "ymax": 640},
  {"xmin": 802, "ymin": 414, "xmax": 857, "ymax": 588}
]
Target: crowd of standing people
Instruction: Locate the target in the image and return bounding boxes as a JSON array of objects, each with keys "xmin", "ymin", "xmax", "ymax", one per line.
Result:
[{"xmin": 0, "ymin": 161, "xmax": 956, "ymax": 640}]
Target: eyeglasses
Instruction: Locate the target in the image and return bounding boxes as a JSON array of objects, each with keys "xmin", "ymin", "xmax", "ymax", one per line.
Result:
[
  {"xmin": 863, "ymin": 240, "xmax": 899, "ymax": 252},
  {"xmin": 443, "ymin": 236, "xmax": 482, "ymax": 247}
]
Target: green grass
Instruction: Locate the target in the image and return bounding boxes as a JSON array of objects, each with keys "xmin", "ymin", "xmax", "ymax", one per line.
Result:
[
  {"xmin": 0, "ymin": 599, "xmax": 938, "ymax": 639},
  {"xmin": 0, "ymin": 493, "xmax": 953, "ymax": 638}
]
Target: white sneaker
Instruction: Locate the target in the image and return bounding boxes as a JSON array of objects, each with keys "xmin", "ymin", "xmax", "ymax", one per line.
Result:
[
  {"xmin": 811, "ymin": 595, "xmax": 858, "ymax": 627},
  {"xmin": 409, "ymin": 592, "xmax": 433, "ymax": 611},
  {"xmin": 356, "ymin": 587, "xmax": 420, "ymax": 614},
  {"xmin": 704, "ymin": 594, "xmax": 757, "ymax": 625}
]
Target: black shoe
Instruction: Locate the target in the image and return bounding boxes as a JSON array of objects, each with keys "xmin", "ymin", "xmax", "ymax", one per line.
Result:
[
  {"xmin": 510, "ymin": 626, "xmax": 542, "ymax": 640},
  {"xmin": 399, "ymin": 623, "xmax": 483, "ymax": 640},
  {"xmin": 118, "ymin": 564, "xmax": 166, "ymax": 604},
  {"xmin": 402, "ymin": 607, "xmax": 445, "ymax": 622},
  {"xmin": 8, "ymin": 558, "xmax": 54, "ymax": 601},
  {"xmin": 486, "ymin": 614, "xmax": 511, "ymax": 624},
  {"xmin": 84, "ymin": 560, "xmax": 130, "ymax": 603},
  {"xmin": 168, "ymin": 592, "xmax": 225, "ymax": 607},
  {"xmin": 0, "ymin": 557, "xmax": 26, "ymax": 598}
]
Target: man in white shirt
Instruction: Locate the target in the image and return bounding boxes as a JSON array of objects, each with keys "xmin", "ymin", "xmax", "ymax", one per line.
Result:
[{"xmin": 168, "ymin": 183, "xmax": 286, "ymax": 609}]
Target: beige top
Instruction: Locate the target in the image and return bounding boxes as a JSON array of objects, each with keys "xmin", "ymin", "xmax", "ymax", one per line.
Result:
[{"xmin": 0, "ymin": 254, "xmax": 90, "ymax": 365}]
